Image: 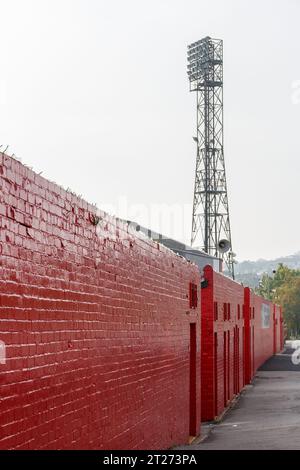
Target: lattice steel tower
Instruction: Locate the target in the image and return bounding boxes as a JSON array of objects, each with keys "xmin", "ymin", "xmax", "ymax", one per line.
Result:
[{"xmin": 187, "ymin": 36, "xmax": 235, "ymax": 278}]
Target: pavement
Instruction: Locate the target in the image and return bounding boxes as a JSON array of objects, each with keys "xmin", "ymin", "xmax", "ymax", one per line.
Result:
[{"xmin": 178, "ymin": 347, "xmax": 300, "ymax": 450}]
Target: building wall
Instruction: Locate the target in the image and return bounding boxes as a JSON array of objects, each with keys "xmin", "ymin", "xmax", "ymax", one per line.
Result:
[
  {"xmin": 202, "ymin": 269, "xmax": 282, "ymax": 422},
  {"xmin": 201, "ymin": 266, "xmax": 244, "ymax": 422},
  {"xmin": 274, "ymin": 304, "xmax": 283, "ymax": 353},
  {"xmin": 252, "ymin": 294, "xmax": 275, "ymax": 372},
  {"xmin": 243, "ymin": 287, "xmax": 253, "ymax": 385},
  {"xmin": 248, "ymin": 293, "xmax": 283, "ymax": 374},
  {"xmin": 0, "ymin": 153, "xmax": 201, "ymax": 450},
  {"xmin": 279, "ymin": 306, "xmax": 284, "ymax": 351}
]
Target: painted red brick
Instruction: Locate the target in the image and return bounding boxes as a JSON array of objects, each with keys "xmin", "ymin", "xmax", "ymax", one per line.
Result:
[
  {"xmin": 201, "ymin": 266, "xmax": 244, "ymax": 422},
  {"xmin": 202, "ymin": 268, "xmax": 282, "ymax": 422},
  {"xmin": 247, "ymin": 291, "xmax": 283, "ymax": 375},
  {"xmin": 0, "ymin": 153, "xmax": 201, "ymax": 450},
  {"xmin": 279, "ymin": 306, "xmax": 284, "ymax": 351},
  {"xmin": 275, "ymin": 305, "xmax": 283, "ymax": 353}
]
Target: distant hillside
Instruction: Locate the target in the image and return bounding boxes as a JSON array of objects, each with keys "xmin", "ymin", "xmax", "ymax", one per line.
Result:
[{"xmin": 234, "ymin": 252, "xmax": 300, "ymax": 288}]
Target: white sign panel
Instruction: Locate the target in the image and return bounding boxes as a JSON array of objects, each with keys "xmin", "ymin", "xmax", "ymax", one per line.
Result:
[{"xmin": 261, "ymin": 304, "xmax": 271, "ymax": 329}]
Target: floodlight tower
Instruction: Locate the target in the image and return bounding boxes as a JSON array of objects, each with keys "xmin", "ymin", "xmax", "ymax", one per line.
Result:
[{"xmin": 187, "ymin": 36, "xmax": 235, "ymax": 278}]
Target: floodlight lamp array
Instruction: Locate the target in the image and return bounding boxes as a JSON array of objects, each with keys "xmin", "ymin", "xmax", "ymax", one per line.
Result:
[{"xmin": 187, "ymin": 39, "xmax": 209, "ymax": 82}]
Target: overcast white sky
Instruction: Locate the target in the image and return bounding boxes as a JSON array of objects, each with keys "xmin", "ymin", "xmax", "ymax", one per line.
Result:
[{"xmin": 0, "ymin": 0, "xmax": 299, "ymax": 261}]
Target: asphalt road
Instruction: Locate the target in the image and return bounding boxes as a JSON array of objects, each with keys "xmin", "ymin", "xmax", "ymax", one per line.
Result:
[{"xmin": 178, "ymin": 348, "xmax": 300, "ymax": 450}]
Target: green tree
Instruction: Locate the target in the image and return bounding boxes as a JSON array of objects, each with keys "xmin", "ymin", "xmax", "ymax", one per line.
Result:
[
  {"xmin": 256, "ymin": 264, "xmax": 300, "ymax": 338},
  {"xmin": 277, "ymin": 278, "xmax": 300, "ymax": 338},
  {"xmin": 256, "ymin": 263, "xmax": 300, "ymax": 301}
]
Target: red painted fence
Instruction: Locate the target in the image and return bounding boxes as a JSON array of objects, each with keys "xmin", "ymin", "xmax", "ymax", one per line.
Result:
[
  {"xmin": 0, "ymin": 153, "xmax": 201, "ymax": 449},
  {"xmin": 201, "ymin": 265, "xmax": 244, "ymax": 421},
  {"xmin": 0, "ymin": 153, "xmax": 284, "ymax": 448},
  {"xmin": 201, "ymin": 267, "xmax": 283, "ymax": 422}
]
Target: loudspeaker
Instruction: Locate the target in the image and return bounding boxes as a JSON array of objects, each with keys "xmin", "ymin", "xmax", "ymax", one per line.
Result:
[{"xmin": 218, "ymin": 239, "xmax": 231, "ymax": 254}]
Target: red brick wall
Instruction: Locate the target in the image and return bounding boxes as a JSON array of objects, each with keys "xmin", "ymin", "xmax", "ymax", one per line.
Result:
[
  {"xmin": 279, "ymin": 306, "xmax": 284, "ymax": 351},
  {"xmin": 243, "ymin": 287, "xmax": 252, "ymax": 384},
  {"xmin": 246, "ymin": 292, "xmax": 282, "ymax": 375},
  {"xmin": 252, "ymin": 294, "xmax": 275, "ymax": 372},
  {"xmin": 201, "ymin": 266, "xmax": 244, "ymax": 422},
  {"xmin": 202, "ymin": 269, "xmax": 281, "ymax": 422},
  {"xmin": 200, "ymin": 267, "xmax": 214, "ymax": 421},
  {"xmin": 0, "ymin": 153, "xmax": 201, "ymax": 450},
  {"xmin": 274, "ymin": 304, "xmax": 282, "ymax": 353}
]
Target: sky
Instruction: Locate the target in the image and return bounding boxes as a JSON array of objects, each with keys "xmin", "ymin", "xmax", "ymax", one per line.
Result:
[{"xmin": 0, "ymin": 0, "xmax": 299, "ymax": 261}]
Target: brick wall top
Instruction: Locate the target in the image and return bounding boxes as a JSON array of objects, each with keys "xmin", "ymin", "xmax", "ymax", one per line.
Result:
[{"xmin": 0, "ymin": 152, "xmax": 199, "ymax": 280}]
